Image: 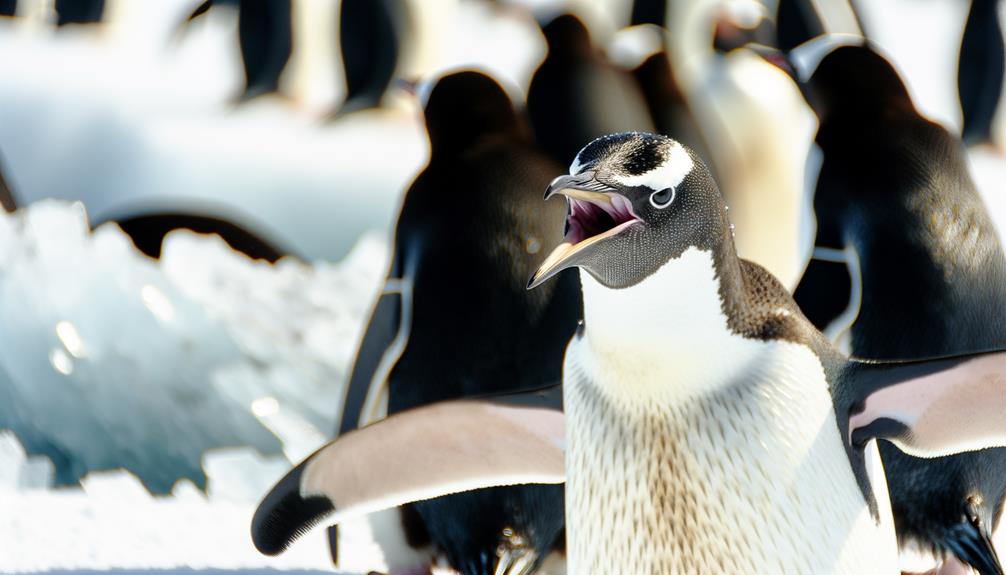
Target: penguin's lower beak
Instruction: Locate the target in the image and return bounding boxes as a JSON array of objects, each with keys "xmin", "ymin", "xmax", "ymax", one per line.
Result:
[{"xmin": 527, "ymin": 174, "xmax": 641, "ymax": 289}]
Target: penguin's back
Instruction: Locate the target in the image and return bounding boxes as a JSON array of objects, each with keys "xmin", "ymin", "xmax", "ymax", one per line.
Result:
[{"xmin": 390, "ymin": 137, "xmax": 580, "ymax": 408}]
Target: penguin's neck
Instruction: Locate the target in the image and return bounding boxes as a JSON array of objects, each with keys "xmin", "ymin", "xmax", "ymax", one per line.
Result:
[{"xmin": 577, "ymin": 243, "xmax": 754, "ymax": 401}]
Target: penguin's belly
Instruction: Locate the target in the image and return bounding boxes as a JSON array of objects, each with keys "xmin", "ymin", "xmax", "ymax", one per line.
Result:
[{"xmin": 563, "ymin": 337, "xmax": 898, "ymax": 574}]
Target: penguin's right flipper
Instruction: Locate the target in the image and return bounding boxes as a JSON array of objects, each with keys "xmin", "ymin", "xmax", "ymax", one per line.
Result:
[{"xmin": 252, "ymin": 398, "xmax": 566, "ymax": 556}]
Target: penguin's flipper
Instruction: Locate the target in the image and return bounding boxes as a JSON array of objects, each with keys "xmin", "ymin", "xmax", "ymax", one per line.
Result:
[
  {"xmin": 252, "ymin": 398, "xmax": 566, "ymax": 556},
  {"xmin": 338, "ymin": 271, "xmax": 409, "ymax": 435},
  {"xmin": 847, "ymin": 350, "xmax": 1006, "ymax": 458},
  {"xmin": 945, "ymin": 514, "xmax": 1004, "ymax": 575}
]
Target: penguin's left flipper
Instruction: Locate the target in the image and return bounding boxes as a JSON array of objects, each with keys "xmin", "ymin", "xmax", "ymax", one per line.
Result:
[
  {"xmin": 251, "ymin": 395, "xmax": 566, "ymax": 557},
  {"xmin": 848, "ymin": 350, "xmax": 1006, "ymax": 459}
]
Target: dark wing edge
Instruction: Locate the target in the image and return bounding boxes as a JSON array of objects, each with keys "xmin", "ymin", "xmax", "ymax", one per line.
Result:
[
  {"xmin": 252, "ymin": 399, "xmax": 566, "ymax": 557},
  {"xmin": 847, "ymin": 349, "xmax": 1006, "ymax": 458}
]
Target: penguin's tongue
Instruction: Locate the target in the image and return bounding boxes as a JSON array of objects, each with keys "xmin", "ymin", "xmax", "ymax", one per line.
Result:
[{"xmin": 564, "ymin": 195, "xmax": 639, "ymax": 245}]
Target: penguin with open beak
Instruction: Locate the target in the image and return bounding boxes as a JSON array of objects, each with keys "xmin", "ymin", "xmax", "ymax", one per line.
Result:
[{"xmin": 250, "ymin": 131, "xmax": 1006, "ymax": 574}]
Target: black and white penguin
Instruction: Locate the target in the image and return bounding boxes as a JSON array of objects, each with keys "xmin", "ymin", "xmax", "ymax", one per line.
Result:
[
  {"xmin": 526, "ymin": 13, "xmax": 655, "ymax": 168},
  {"xmin": 250, "ymin": 131, "xmax": 1006, "ymax": 573},
  {"xmin": 775, "ymin": 0, "xmax": 865, "ymax": 52},
  {"xmin": 959, "ymin": 0, "xmax": 1005, "ymax": 149},
  {"xmin": 54, "ymin": 0, "xmax": 104, "ymax": 26},
  {"xmin": 661, "ymin": 0, "xmax": 817, "ymax": 289},
  {"xmin": 325, "ymin": 71, "xmax": 580, "ymax": 575},
  {"xmin": 332, "ymin": 0, "xmax": 407, "ymax": 117},
  {"xmin": 183, "ymin": 0, "xmax": 293, "ymax": 101},
  {"xmin": 106, "ymin": 213, "xmax": 285, "ymax": 262},
  {"xmin": 776, "ymin": 39, "xmax": 1006, "ymax": 575}
]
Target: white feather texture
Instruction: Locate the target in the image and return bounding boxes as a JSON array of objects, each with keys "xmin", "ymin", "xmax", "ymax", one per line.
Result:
[{"xmin": 564, "ymin": 248, "xmax": 897, "ymax": 574}]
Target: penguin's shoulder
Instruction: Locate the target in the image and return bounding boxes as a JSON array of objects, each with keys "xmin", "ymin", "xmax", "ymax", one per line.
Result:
[{"xmin": 728, "ymin": 258, "xmax": 828, "ymax": 349}]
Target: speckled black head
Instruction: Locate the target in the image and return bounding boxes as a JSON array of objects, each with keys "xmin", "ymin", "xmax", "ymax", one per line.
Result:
[
  {"xmin": 528, "ymin": 132, "xmax": 731, "ymax": 289},
  {"xmin": 423, "ymin": 71, "xmax": 523, "ymax": 156}
]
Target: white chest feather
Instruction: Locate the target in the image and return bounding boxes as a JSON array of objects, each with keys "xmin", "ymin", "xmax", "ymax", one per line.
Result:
[{"xmin": 564, "ymin": 249, "xmax": 896, "ymax": 574}]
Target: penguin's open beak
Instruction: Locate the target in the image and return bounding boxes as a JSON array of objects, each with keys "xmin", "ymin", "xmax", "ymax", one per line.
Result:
[{"xmin": 527, "ymin": 173, "xmax": 642, "ymax": 289}]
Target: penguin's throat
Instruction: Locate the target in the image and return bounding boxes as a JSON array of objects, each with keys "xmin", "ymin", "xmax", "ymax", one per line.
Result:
[
  {"xmin": 580, "ymin": 247, "xmax": 728, "ymax": 341},
  {"xmin": 576, "ymin": 247, "xmax": 758, "ymax": 398},
  {"xmin": 564, "ymin": 194, "xmax": 640, "ymax": 245}
]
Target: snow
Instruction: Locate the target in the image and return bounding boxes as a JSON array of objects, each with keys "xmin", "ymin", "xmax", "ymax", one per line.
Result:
[
  {"xmin": 1, "ymin": 1, "xmax": 1006, "ymax": 573},
  {"xmin": 0, "ymin": 200, "xmax": 397, "ymax": 573}
]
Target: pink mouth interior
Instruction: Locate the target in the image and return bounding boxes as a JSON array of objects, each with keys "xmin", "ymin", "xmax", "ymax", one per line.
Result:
[{"xmin": 564, "ymin": 194, "xmax": 641, "ymax": 244}]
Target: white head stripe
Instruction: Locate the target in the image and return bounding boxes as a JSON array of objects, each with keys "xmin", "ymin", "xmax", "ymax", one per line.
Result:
[{"xmin": 610, "ymin": 140, "xmax": 694, "ymax": 190}]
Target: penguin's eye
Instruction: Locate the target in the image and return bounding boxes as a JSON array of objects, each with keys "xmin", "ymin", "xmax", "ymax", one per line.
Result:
[{"xmin": 649, "ymin": 187, "xmax": 675, "ymax": 208}]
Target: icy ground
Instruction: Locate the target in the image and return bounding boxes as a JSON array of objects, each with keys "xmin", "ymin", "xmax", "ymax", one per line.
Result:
[{"xmin": 0, "ymin": 201, "xmax": 403, "ymax": 573}]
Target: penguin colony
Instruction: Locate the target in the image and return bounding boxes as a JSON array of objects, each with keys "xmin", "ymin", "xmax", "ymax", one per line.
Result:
[
  {"xmin": 78, "ymin": 0, "xmax": 1003, "ymax": 573},
  {"xmin": 249, "ymin": 1, "xmax": 1006, "ymax": 575}
]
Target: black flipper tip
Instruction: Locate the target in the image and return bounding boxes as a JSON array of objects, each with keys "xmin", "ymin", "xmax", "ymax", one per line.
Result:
[
  {"xmin": 944, "ymin": 517, "xmax": 1004, "ymax": 575},
  {"xmin": 251, "ymin": 458, "xmax": 335, "ymax": 556}
]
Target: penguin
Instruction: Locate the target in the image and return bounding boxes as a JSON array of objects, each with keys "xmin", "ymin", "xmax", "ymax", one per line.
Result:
[
  {"xmin": 107, "ymin": 213, "xmax": 285, "ymax": 262},
  {"xmin": 250, "ymin": 131, "xmax": 1006, "ymax": 573},
  {"xmin": 958, "ymin": 0, "xmax": 1005, "ymax": 149},
  {"xmin": 775, "ymin": 39, "xmax": 1006, "ymax": 575},
  {"xmin": 0, "ymin": 153, "xmax": 17, "ymax": 213},
  {"xmin": 326, "ymin": 71, "xmax": 580, "ymax": 575},
  {"xmin": 660, "ymin": 0, "xmax": 817, "ymax": 290},
  {"xmin": 776, "ymin": 0, "xmax": 826, "ymax": 52},
  {"xmin": 54, "ymin": 0, "xmax": 104, "ymax": 26},
  {"xmin": 183, "ymin": 0, "xmax": 293, "ymax": 101},
  {"xmin": 629, "ymin": 0, "xmax": 665, "ymax": 27},
  {"xmin": 775, "ymin": 0, "xmax": 865, "ymax": 52},
  {"xmin": 526, "ymin": 13, "xmax": 656, "ymax": 169},
  {"xmin": 332, "ymin": 0, "xmax": 407, "ymax": 117}
]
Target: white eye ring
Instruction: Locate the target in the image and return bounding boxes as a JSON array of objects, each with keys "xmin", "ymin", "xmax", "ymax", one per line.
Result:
[{"xmin": 649, "ymin": 187, "xmax": 675, "ymax": 208}]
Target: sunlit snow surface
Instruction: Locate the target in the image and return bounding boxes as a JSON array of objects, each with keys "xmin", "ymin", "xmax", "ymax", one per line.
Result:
[{"xmin": 0, "ymin": 201, "xmax": 395, "ymax": 573}]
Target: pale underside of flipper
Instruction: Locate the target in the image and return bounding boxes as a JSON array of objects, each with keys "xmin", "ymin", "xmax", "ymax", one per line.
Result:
[
  {"xmin": 848, "ymin": 350, "xmax": 1006, "ymax": 458},
  {"xmin": 252, "ymin": 400, "xmax": 566, "ymax": 556}
]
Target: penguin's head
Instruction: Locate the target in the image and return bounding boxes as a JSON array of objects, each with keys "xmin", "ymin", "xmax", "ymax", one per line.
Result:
[
  {"xmin": 423, "ymin": 71, "xmax": 523, "ymax": 156},
  {"xmin": 752, "ymin": 35, "xmax": 911, "ymax": 123},
  {"xmin": 528, "ymin": 132, "xmax": 729, "ymax": 290},
  {"xmin": 800, "ymin": 43, "xmax": 913, "ymax": 123},
  {"xmin": 540, "ymin": 13, "xmax": 592, "ymax": 56}
]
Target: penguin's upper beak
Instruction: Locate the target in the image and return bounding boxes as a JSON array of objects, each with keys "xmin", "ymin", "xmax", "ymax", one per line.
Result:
[{"xmin": 527, "ymin": 173, "xmax": 642, "ymax": 289}]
